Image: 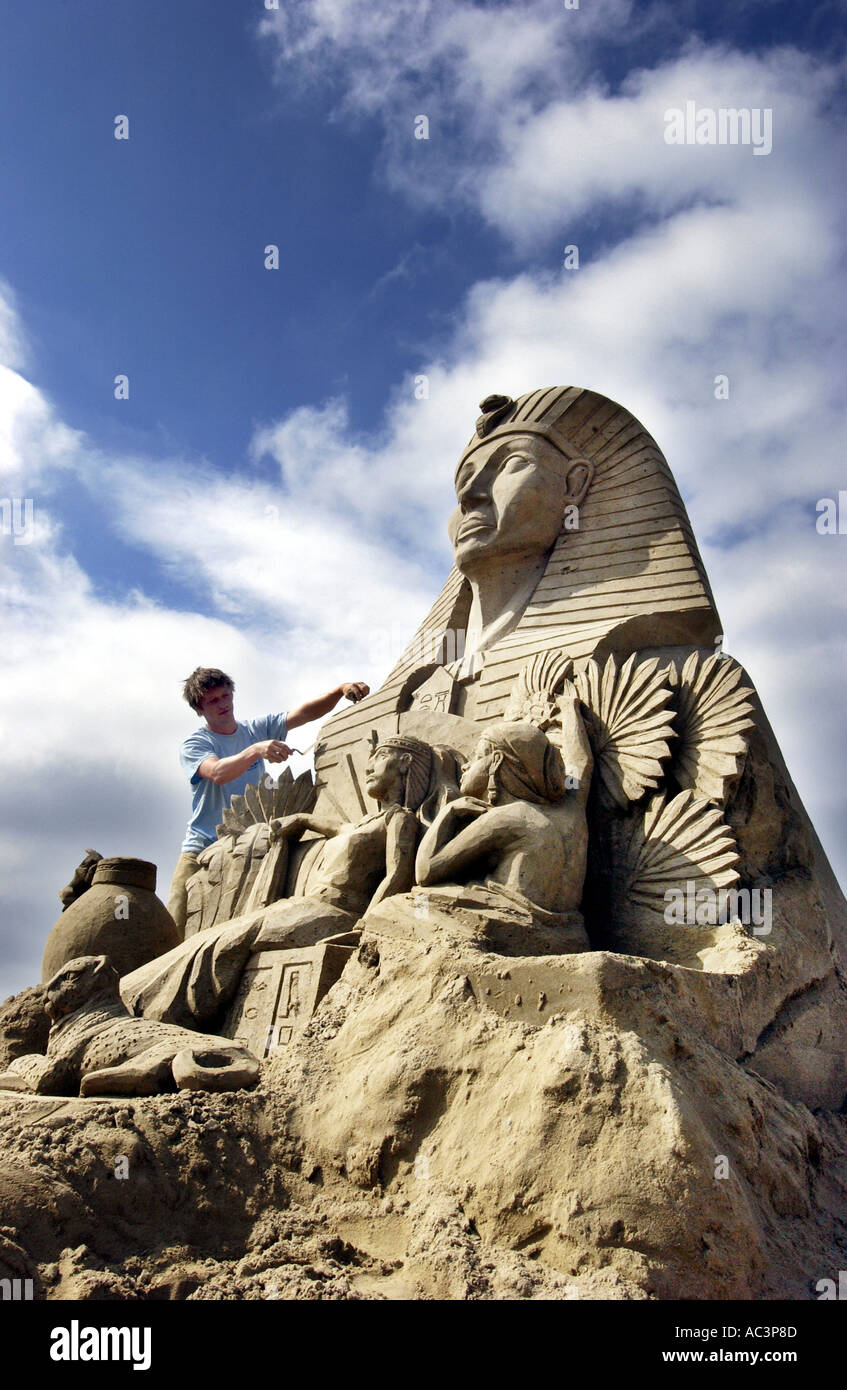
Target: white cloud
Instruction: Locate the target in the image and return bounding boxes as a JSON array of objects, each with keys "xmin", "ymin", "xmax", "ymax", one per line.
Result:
[
  {"xmin": 0, "ymin": 279, "xmax": 29, "ymax": 373},
  {"xmin": 478, "ymin": 46, "xmax": 845, "ymax": 245},
  {"xmin": 0, "ymin": 365, "xmax": 84, "ymax": 495},
  {"xmin": 0, "ymin": 316, "xmax": 446, "ymax": 995},
  {"xmin": 258, "ymin": 3, "xmax": 846, "ymax": 246},
  {"xmin": 103, "ymin": 447, "xmax": 438, "ymax": 658}
]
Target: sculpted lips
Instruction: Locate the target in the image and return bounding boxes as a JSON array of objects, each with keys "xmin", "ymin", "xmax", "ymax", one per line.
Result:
[{"xmin": 457, "ymin": 517, "xmax": 493, "ymax": 540}]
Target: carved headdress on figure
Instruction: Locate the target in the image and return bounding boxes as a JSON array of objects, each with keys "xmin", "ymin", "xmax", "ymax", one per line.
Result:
[{"xmin": 315, "ymin": 386, "xmax": 722, "ymax": 818}]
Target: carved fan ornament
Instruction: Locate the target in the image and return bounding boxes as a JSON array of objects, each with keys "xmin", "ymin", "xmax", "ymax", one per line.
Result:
[
  {"xmin": 217, "ymin": 767, "xmax": 316, "ymax": 839},
  {"xmin": 504, "ymin": 649, "xmax": 574, "ymax": 729},
  {"xmin": 611, "ymin": 790, "xmax": 740, "ymax": 924},
  {"xmin": 576, "ymin": 654, "xmax": 676, "ymax": 810},
  {"xmin": 669, "ymin": 653, "xmax": 755, "ymax": 804},
  {"xmin": 505, "ymin": 648, "xmax": 747, "ymax": 937}
]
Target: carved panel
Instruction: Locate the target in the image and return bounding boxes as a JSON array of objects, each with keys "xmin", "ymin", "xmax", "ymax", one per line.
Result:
[{"xmin": 222, "ymin": 940, "xmax": 356, "ymax": 1058}]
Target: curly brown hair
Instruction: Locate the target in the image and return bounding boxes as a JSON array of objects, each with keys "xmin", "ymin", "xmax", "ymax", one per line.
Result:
[{"xmin": 182, "ymin": 667, "xmax": 235, "ymax": 715}]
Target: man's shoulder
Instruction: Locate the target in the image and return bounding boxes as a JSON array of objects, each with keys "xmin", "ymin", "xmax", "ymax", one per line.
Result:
[
  {"xmin": 179, "ymin": 727, "xmax": 220, "ymax": 773},
  {"xmin": 243, "ymin": 713, "xmax": 287, "ymax": 738},
  {"xmin": 181, "ymin": 725, "xmax": 217, "ymax": 751}
]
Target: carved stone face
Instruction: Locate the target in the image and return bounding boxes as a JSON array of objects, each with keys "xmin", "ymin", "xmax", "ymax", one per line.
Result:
[
  {"xmin": 448, "ymin": 435, "xmax": 568, "ymax": 573},
  {"xmin": 364, "ymin": 746, "xmax": 408, "ymax": 805},
  {"xmin": 45, "ymin": 955, "xmax": 118, "ymax": 1021},
  {"xmin": 459, "ymin": 738, "xmax": 496, "ymax": 799}
]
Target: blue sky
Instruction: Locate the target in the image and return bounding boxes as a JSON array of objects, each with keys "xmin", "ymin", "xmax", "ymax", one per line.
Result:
[
  {"xmin": 2, "ymin": 3, "xmax": 495, "ymax": 483},
  {"xmin": 1, "ymin": 0, "xmax": 846, "ymax": 994}
]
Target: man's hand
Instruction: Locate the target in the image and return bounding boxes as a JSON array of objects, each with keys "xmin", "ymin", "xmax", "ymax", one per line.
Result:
[
  {"xmin": 287, "ymin": 680, "xmax": 371, "ymax": 731},
  {"xmin": 254, "ymin": 739, "xmax": 291, "ymax": 764},
  {"xmin": 198, "ymin": 740, "xmax": 290, "ymax": 786},
  {"xmin": 341, "ymin": 681, "xmax": 369, "ymax": 703}
]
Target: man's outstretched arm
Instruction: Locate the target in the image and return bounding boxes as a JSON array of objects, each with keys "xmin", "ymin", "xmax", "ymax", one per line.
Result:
[
  {"xmin": 197, "ymin": 739, "xmax": 291, "ymax": 786},
  {"xmin": 287, "ymin": 681, "xmax": 369, "ymax": 731}
]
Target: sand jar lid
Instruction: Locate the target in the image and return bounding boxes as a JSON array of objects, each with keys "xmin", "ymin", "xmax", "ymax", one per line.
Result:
[{"xmin": 92, "ymin": 858, "xmax": 157, "ymax": 892}]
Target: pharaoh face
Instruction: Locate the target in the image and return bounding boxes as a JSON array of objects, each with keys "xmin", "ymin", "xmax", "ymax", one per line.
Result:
[
  {"xmin": 364, "ymin": 745, "xmax": 408, "ymax": 805},
  {"xmin": 448, "ymin": 434, "xmax": 568, "ymax": 573}
]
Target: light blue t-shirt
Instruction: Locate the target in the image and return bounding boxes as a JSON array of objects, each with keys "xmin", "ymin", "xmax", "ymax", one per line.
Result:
[{"xmin": 180, "ymin": 712, "xmax": 288, "ymax": 852}]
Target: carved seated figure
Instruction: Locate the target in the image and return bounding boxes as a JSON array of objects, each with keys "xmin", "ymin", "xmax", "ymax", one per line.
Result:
[
  {"xmin": 0, "ymin": 956, "xmax": 260, "ymax": 1097},
  {"xmin": 123, "ymin": 735, "xmax": 455, "ymax": 1029},
  {"xmin": 412, "ymin": 714, "xmax": 591, "ymax": 952},
  {"xmin": 256, "ymin": 734, "xmax": 440, "ymax": 937}
]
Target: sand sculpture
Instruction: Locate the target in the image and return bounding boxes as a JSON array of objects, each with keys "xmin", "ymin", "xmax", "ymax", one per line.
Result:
[
  {"xmin": 118, "ymin": 733, "xmax": 460, "ymax": 1034},
  {"xmin": 0, "ymin": 956, "xmax": 260, "ymax": 1097},
  {"xmin": 1, "ymin": 385, "xmax": 845, "ymax": 1301},
  {"xmin": 42, "ymin": 858, "xmax": 180, "ymax": 983}
]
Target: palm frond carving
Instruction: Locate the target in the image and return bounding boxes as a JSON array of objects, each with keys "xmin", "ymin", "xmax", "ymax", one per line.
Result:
[
  {"xmin": 217, "ymin": 767, "xmax": 316, "ymax": 839},
  {"xmin": 504, "ymin": 649, "xmax": 574, "ymax": 729},
  {"xmin": 669, "ymin": 653, "xmax": 755, "ymax": 804},
  {"xmin": 612, "ymin": 790, "xmax": 740, "ymax": 923},
  {"xmin": 576, "ymin": 655, "xmax": 676, "ymax": 809}
]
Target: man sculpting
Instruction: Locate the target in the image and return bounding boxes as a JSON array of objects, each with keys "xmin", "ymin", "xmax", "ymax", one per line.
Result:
[{"xmin": 166, "ymin": 666, "xmax": 369, "ymax": 934}]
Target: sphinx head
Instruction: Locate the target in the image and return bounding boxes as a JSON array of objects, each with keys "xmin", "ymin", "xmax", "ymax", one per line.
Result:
[
  {"xmin": 448, "ymin": 393, "xmax": 594, "ymax": 576},
  {"xmin": 44, "ymin": 955, "xmax": 120, "ymax": 1022}
]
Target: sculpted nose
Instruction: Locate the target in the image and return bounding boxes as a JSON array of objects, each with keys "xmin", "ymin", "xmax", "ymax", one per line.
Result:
[{"xmin": 458, "ymin": 464, "xmax": 490, "ymax": 509}]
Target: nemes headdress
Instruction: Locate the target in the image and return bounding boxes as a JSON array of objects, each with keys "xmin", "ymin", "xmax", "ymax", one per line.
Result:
[{"xmin": 456, "ymin": 389, "xmax": 596, "ymax": 506}]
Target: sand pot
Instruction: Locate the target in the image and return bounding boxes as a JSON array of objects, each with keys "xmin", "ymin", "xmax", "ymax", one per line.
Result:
[{"xmin": 41, "ymin": 858, "xmax": 180, "ymax": 983}]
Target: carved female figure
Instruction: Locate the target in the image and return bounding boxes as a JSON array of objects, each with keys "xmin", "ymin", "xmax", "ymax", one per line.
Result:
[
  {"xmin": 254, "ymin": 734, "xmax": 438, "ymax": 943},
  {"xmin": 123, "ymin": 735, "xmax": 445, "ymax": 1027},
  {"xmin": 415, "ymin": 720, "xmax": 586, "ymax": 920}
]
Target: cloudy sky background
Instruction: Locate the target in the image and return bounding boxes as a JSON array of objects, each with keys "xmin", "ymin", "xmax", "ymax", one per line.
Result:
[{"xmin": 1, "ymin": 0, "xmax": 845, "ymax": 995}]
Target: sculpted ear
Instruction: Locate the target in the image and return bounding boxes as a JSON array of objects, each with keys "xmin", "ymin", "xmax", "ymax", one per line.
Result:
[
  {"xmin": 89, "ymin": 955, "xmax": 119, "ymax": 989},
  {"xmin": 563, "ymin": 458, "xmax": 594, "ymax": 508}
]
